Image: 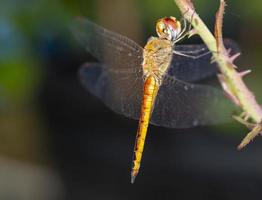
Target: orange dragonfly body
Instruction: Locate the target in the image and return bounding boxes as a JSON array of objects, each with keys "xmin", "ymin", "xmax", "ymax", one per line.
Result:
[{"xmin": 71, "ymin": 16, "xmax": 238, "ymax": 183}]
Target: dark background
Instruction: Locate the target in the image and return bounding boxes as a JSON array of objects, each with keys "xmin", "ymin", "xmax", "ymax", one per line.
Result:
[{"xmin": 0, "ymin": 0, "xmax": 262, "ymax": 199}]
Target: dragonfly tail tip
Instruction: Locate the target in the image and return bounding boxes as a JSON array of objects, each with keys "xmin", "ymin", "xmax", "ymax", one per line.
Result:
[
  {"xmin": 131, "ymin": 174, "xmax": 137, "ymax": 184},
  {"xmin": 131, "ymin": 162, "xmax": 140, "ymax": 183}
]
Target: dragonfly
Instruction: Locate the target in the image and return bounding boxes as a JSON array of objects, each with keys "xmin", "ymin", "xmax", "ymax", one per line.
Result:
[{"xmin": 71, "ymin": 16, "xmax": 238, "ymax": 183}]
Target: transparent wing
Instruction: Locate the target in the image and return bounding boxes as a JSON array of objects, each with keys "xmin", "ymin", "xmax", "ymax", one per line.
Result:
[
  {"xmin": 71, "ymin": 17, "xmax": 144, "ymax": 72},
  {"xmin": 170, "ymin": 39, "xmax": 240, "ymax": 82},
  {"xmin": 80, "ymin": 63, "xmax": 143, "ymax": 119},
  {"xmin": 80, "ymin": 63, "xmax": 235, "ymax": 128},
  {"xmin": 151, "ymin": 76, "xmax": 235, "ymax": 128}
]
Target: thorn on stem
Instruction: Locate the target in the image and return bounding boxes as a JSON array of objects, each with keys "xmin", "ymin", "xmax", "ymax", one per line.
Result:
[
  {"xmin": 229, "ymin": 52, "xmax": 241, "ymax": 63},
  {"xmin": 239, "ymin": 70, "xmax": 252, "ymax": 78},
  {"xmin": 237, "ymin": 124, "xmax": 262, "ymax": 150}
]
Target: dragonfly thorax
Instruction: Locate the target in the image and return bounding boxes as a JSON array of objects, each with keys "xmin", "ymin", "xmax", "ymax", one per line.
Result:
[{"xmin": 142, "ymin": 37, "xmax": 173, "ymax": 82}]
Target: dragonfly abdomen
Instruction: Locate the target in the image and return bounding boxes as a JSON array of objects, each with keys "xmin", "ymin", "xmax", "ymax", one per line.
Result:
[{"xmin": 131, "ymin": 75, "xmax": 159, "ymax": 183}]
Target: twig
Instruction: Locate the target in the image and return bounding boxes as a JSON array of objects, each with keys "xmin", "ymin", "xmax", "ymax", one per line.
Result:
[{"xmin": 174, "ymin": 0, "xmax": 262, "ymax": 148}]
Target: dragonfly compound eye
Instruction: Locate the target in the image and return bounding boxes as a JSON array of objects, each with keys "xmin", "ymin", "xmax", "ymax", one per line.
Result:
[{"xmin": 156, "ymin": 16, "xmax": 181, "ymax": 41}]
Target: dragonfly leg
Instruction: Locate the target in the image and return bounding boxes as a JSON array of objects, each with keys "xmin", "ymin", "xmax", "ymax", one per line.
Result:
[
  {"xmin": 173, "ymin": 49, "xmax": 211, "ymax": 59},
  {"xmin": 176, "ymin": 47, "xmax": 208, "ymax": 55},
  {"xmin": 178, "ymin": 18, "xmax": 188, "ymax": 38},
  {"xmin": 173, "ymin": 11, "xmax": 196, "ymax": 44},
  {"xmin": 172, "ymin": 18, "xmax": 189, "ymax": 44},
  {"xmin": 181, "ymin": 9, "xmax": 194, "ymax": 35}
]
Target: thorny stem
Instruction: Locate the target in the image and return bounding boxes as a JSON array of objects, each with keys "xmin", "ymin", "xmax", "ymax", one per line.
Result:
[{"xmin": 174, "ymin": 0, "xmax": 262, "ymax": 148}]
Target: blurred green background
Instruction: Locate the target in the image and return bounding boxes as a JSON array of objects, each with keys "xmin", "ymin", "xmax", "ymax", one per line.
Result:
[{"xmin": 0, "ymin": 0, "xmax": 262, "ymax": 199}]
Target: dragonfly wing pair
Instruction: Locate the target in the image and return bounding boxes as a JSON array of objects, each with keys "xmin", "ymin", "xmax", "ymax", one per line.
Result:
[
  {"xmin": 72, "ymin": 18, "xmax": 238, "ymax": 128},
  {"xmin": 80, "ymin": 63, "xmax": 234, "ymax": 128},
  {"xmin": 72, "ymin": 18, "xmax": 238, "ymax": 82}
]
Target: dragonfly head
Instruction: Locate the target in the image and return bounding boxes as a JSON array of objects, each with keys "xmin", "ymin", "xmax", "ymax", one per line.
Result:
[{"xmin": 156, "ymin": 17, "xmax": 181, "ymax": 41}]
